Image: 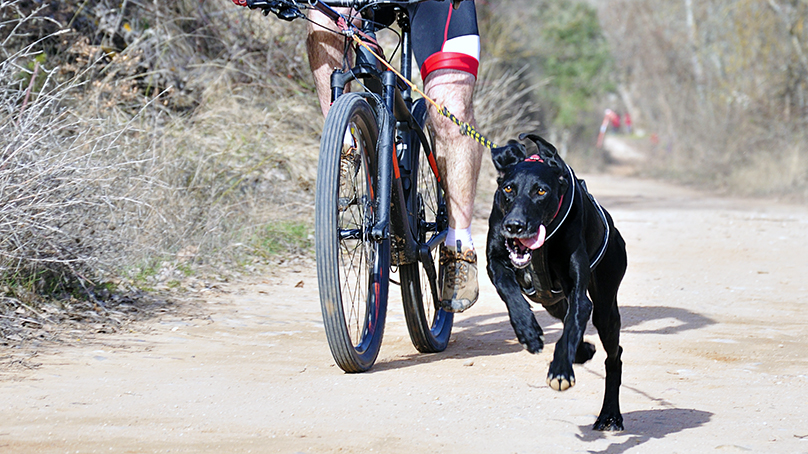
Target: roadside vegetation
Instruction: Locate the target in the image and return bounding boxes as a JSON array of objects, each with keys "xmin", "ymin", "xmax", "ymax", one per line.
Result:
[
  {"xmin": 1, "ymin": 0, "xmax": 321, "ymax": 344},
  {"xmin": 597, "ymin": 0, "xmax": 808, "ymax": 197}
]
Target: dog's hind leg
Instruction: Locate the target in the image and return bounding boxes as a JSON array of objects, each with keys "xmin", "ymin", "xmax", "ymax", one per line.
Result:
[
  {"xmin": 590, "ymin": 293, "xmax": 623, "ymax": 430},
  {"xmin": 589, "ymin": 232, "xmax": 627, "ymax": 431}
]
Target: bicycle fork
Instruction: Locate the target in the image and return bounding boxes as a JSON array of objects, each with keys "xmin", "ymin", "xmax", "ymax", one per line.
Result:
[{"xmin": 373, "ymin": 71, "xmax": 418, "ymax": 265}]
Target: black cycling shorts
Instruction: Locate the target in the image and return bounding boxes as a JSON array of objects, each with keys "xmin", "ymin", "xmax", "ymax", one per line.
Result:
[{"xmin": 408, "ymin": 1, "xmax": 480, "ymax": 80}]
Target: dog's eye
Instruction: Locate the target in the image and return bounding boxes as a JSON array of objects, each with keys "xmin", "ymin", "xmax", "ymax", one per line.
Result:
[
  {"xmin": 537, "ymin": 188, "xmax": 547, "ymax": 196},
  {"xmin": 503, "ymin": 185, "xmax": 514, "ymax": 194}
]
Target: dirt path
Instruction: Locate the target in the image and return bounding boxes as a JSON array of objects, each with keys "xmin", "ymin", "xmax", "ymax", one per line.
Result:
[{"xmin": 2, "ymin": 175, "xmax": 807, "ymax": 453}]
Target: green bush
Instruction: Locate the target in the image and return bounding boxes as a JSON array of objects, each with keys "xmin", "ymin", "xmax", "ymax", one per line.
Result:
[{"xmin": 535, "ymin": 0, "xmax": 614, "ymax": 129}]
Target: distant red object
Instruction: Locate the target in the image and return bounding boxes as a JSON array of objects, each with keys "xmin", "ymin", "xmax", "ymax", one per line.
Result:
[
  {"xmin": 597, "ymin": 109, "xmax": 622, "ymax": 148},
  {"xmin": 608, "ymin": 111, "xmax": 621, "ymax": 130}
]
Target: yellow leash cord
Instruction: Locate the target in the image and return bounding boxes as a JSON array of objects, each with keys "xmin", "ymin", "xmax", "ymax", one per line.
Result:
[{"xmin": 348, "ymin": 33, "xmax": 498, "ymax": 149}]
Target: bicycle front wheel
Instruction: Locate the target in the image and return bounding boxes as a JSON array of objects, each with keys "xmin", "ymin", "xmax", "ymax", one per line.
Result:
[
  {"xmin": 316, "ymin": 94, "xmax": 389, "ymax": 373},
  {"xmin": 399, "ymin": 98, "xmax": 453, "ymax": 353}
]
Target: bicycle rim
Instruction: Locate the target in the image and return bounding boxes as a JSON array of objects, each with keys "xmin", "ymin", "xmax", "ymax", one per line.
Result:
[
  {"xmin": 316, "ymin": 94, "xmax": 389, "ymax": 372},
  {"xmin": 400, "ymin": 98, "xmax": 453, "ymax": 353}
]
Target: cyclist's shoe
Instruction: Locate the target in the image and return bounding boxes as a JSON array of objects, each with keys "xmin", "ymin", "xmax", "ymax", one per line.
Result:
[{"xmin": 438, "ymin": 240, "xmax": 479, "ymax": 313}]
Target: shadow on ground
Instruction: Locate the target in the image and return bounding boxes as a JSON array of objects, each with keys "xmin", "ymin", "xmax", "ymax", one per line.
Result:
[
  {"xmin": 373, "ymin": 304, "xmax": 714, "ymax": 372},
  {"xmin": 577, "ymin": 408, "xmax": 713, "ymax": 454},
  {"xmin": 620, "ymin": 305, "xmax": 716, "ymax": 334},
  {"xmin": 371, "ymin": 312, "xmax": 525, "ymax": 372}
]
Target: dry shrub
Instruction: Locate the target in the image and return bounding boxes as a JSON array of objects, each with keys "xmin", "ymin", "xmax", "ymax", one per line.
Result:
[
  {"xmin": 0, "ymin": 0, "xmax": 323, "ymax": 346},
  {"xmin": 1, "ymin": 6, "xmax": 145, "ymax": 288},
  {"xmin": 473, "ymin": 61, "xmax": 544, "ymax": 197},
  {"xmin": 474, "ymin": 62, "xmax": 543, "ymax": 147}
]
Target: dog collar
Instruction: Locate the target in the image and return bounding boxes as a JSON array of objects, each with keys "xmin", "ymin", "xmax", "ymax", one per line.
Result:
[
  {"xmin": 551, "ymin": 195, "xmax": 564, "ymax": 221},
  {"xmin": 544, "ymin": 164, "xmax": 575, "ymax": 241}
]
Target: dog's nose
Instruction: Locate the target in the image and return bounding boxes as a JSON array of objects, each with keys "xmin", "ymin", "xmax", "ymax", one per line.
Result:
[{"xmin": 504, "ymin": 220, "xmax": 527, "ymax": 235}]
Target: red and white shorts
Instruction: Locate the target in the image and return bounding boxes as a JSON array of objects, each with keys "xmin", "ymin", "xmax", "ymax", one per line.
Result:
[{"xmin": 408, "ymin": 1, "xmax": 480, "ymax": 80}]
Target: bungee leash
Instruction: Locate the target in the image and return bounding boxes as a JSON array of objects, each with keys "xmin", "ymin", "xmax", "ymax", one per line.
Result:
[{"xmin": 343, "ymin": 29, "xmax": 498, "ymax": 149}]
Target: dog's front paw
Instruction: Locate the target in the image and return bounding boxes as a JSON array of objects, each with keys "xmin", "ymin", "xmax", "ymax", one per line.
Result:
[
  {"xmin": 546, "ymin": 361, "xmax": 575, "ymax": 391},
  {"xmin": 519, "ymin": 333, "xmax": 544, "ymax": 354}
]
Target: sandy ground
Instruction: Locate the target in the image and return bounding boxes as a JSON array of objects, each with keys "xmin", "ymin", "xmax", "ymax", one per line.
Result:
[{"xmin": 1, "ymin": 174, "xmax": 807, "ymax": 453}]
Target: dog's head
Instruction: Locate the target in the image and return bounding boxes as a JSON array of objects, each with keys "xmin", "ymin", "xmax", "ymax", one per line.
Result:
[{"xmin": 491, "ymin": 133, "xmax": 569, "ymax": 268}]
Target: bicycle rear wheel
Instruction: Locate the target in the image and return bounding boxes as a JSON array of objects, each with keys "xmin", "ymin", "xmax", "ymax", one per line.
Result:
[
  {"xmin": 399, "ymin": 98, "xmax": 453, "ymax": 353},
  {"xmin": 316, "ymin": 94, "xmax": 389, "ymax": 372}
]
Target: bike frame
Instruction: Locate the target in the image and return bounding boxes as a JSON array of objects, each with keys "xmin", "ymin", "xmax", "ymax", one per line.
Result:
[{"xmin": 314, "ymin": 0, "xmax": 448, "ymax": 301}]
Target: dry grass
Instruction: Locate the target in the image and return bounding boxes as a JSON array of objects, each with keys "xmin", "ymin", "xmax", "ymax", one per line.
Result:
[{"xmin": 0, "ymin": 0, "xmax": 324, "ymax": 345}]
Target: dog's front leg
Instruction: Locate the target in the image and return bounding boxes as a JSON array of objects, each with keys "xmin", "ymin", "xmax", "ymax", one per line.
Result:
[
  {"xmin": 547, "ymin": 251, "xmax": 593, "ymax": 391},
  {"xmin": 487, "ymin": 260, "xmax": 545, "ymax": 353}
]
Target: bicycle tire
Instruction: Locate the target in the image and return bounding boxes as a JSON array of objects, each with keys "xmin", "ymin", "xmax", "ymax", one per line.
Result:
[
  {"xmin": 316, "ymin": 93, "xmax": 389, "ymax": 372},
  {"xmin": 399, "ymin": 98, "xmax": 453, "ymax": 353}
]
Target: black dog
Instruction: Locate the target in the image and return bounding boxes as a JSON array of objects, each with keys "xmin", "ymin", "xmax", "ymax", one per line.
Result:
[{"xmin": 486, "ymin": 133, "xmax": 627, "ymax": 431}]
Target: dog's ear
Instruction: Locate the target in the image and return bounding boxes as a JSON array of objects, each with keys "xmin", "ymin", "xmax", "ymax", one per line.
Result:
[
  {"xmin": 518, "ymin": 133, "xmax": 564, "ymax": 168},
  {"xmin": 491, "ymin": 140, "xmax": 526, "ymax": 174}
]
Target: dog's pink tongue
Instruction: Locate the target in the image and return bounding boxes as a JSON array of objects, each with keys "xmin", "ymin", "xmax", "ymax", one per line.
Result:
[{"xmin": 517, "ymin": 225, "xmax": 546, "ymax": 250}]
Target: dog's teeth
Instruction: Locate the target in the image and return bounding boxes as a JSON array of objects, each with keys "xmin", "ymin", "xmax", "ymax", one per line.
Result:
[{"xmin": 509, "ymin": 250, "xmax": 532, "ymax": 268}]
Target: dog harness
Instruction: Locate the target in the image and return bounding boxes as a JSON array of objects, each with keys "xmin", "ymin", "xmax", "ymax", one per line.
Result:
[{"xmin": 518, "ymin": 164, "xmax": 611, "ymax": 307}]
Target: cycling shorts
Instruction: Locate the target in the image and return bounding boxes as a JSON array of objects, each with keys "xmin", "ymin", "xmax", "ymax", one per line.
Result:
[{"xmin": 408, "ymin": 1, "xmax": 480, "ymax": 80}]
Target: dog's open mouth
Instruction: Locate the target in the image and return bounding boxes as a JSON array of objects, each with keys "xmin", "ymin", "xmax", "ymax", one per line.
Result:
[{"xmin": 505, "ymin": 225, "xmax": 547, "ymax": 268}]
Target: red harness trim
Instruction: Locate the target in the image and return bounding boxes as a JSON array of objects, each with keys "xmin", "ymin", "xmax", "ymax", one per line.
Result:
[
  {"xmin": 444, "ymin": 4, "xmax": 453, "ymax": 42},
  {"xmin": 552, "ymin": 195, "xmax": 564, "ymax": 221}
]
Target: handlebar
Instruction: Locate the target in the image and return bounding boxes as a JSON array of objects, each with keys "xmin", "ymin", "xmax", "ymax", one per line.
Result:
[{"xmin": 239, "ymin": 0, "xmax": 464, "ymax": 22}]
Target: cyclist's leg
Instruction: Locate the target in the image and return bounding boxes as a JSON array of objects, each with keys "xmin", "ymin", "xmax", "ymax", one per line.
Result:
[
  {"xmin": 306, "ymin": 9, "xmax": 353, "ymax": 117},
  {"xmin": 423, "ymin": 70, "xmax": 482, "ymax": 234},
  {"xmin": 410, "ymin": 0, "xmax": 482, "ymax": 239},
  {"xmin": 411, "ymin": 0, "xmax": 483, "ymax": 312}
]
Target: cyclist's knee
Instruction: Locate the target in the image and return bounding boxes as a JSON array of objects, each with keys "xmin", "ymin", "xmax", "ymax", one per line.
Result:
[{"xmin": 425, "ymin": 69, "xmax": 476, "ymax": 115}]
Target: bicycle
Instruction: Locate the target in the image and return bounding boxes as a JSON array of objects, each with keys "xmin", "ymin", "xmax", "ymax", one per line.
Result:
[{"xmin": 242, "ymin": 0, "xmax": 462, "ymax": 372}]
